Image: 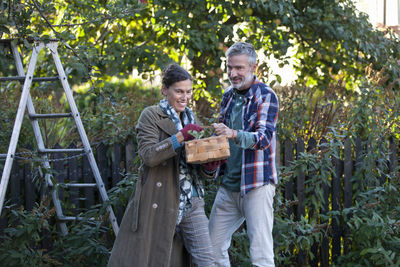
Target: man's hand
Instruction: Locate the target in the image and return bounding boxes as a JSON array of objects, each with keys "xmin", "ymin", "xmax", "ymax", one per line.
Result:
[{"xmin": 211, "ymin": 123, "xmax": 237, "ymax": 139}]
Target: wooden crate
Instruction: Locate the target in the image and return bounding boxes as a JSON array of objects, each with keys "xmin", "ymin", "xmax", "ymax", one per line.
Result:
[{"xmin": 185, "ymin": 135, "xmax": 230, "ymax": 164}]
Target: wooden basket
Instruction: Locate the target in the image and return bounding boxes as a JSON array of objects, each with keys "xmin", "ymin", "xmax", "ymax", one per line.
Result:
[{"xmin": 185, "ymin": 135, "xmax": 230, "ymax": 164}]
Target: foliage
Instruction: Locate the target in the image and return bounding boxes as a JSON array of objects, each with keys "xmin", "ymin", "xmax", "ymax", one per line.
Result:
[
  {"xmin": 1, "ymin": 0, "xmax": 399, "ymax": 100},
  {"xmin": 0, "ymin": 75, "xmax": 160, "ymax": 154},
  {"xmin": 107, "ymin": 171, "xmax": 138, "ymax": 214},
  {"xmin": 337, "ymin": 180, "xmax": 400, "ymax": 266},
  {"xmin": 0, "ymin": 83, "xmax": 36, "ymax": 152},
  {"xmin": 48, "ymin": 209, "xmax": 111, "ymax": 267},
  {"xmin": 277, "ymin": 63, "xmax": 400, "ymax": 140},
  {"xmin": 0, "ymin": 198, "xmax": 60, "ymax": 266},
  {"xmin": 275, "ymin": 83, "xmax": 349, "ymax": 140},
  {"xmin": 0, "ymin": 172, "xmax": 137, "ymax": 267},
  {"xmin": 76, "ymin": 77, "xmax": 161, "ymax": 145},
  {"xmin": 0, "ymin": 202, "xmax": 111, "ymax": 266},
  {"xmin": 188, "ymin": 127, "xmax": 215, "ymax": 139}
]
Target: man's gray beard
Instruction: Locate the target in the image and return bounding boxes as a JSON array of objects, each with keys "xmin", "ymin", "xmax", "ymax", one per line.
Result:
[{"xmin": 230, "ymin": 72, "xmax": 254, "ymax": 90}]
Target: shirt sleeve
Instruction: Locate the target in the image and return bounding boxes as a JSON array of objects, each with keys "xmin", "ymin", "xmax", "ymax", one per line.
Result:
[
  {"xmin": 251, "ymin": 91, "xmax": 279, "ymax": 150},
  {"xmin": 171, "ymin": 134, "xmax": 183, "ymax": 150},
  {"xmin": 234, "ymin": 130, "xmax": 256, "ymax": 149}
]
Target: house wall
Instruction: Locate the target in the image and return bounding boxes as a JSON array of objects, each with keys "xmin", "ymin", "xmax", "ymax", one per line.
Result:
[{"xmin": 355, "ymin": 0, "xmax": 400, "ymax": 26}]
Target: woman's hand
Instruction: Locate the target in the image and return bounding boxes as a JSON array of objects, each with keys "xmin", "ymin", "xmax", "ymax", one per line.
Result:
[
  {"xmin": 178, "ymin": 123, "xmax": 204, "ymax": 142},
  {"xmin": 202, "ymin": 159, "xmax": 226, "ymax": 172}
]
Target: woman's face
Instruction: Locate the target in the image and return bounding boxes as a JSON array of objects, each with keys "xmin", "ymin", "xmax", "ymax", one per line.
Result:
[{"xmin": 162, "ymin": 79, "xmax": 192, "ymax": 114}]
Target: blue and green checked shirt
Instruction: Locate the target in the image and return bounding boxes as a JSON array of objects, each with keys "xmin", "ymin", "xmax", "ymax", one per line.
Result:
[{"xmin": 218, "ymin": 78, "xmax": 279, "ymax": 196}]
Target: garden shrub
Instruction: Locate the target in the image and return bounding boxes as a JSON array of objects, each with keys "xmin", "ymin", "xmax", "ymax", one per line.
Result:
[{"xmin": 0, "ymin": 171, "xmax": 137, "ymax": 267}]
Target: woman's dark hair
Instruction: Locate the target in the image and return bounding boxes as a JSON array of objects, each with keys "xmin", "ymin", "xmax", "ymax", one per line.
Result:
[{"xmin": 162, "ymin": 63, "xmax": 193, "ymax": 88}]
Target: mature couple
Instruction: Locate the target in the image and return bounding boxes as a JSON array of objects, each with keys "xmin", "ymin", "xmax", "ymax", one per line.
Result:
[{"xmin": 108, "ymin": 42, "xmax": 279, "ymax": 267}]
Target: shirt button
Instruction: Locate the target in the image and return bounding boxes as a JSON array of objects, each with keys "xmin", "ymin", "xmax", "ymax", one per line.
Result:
[
  {"xmin": 152, "ymin": 203, "xmax": 158, "ymax": 209},
  {"xmin": 156, "ymin": 182, "xmax": 162, "ymax": 187}
]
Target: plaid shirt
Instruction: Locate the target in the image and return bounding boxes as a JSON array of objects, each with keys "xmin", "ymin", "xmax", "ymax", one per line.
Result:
[{"xmin": 218, "ymin": 79, "xmax": 279, "ymax": 196}]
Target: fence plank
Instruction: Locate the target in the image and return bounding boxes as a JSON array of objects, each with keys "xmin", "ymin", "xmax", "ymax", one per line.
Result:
[
  {"xmin": 0, "ymin": 161, "xmax": 5, "ymax": 234},
  {"xmin": 296, "ymin": 138, "xmax": 305, "ymax": 266},
  {"xmin": 83, "ymin": 154, "xmax": 95, "ymax": 209},
  {"xmin": 112, "ymin": 143, "xmax": 124, "ymax": 223},
  {"xmin": 68, "ymin": 143, "xmax": 80, "ymax": 215},
  {"xmin": 0, "ymin": 210, "xmax": 6, "ymax": 236},
  {"xmin": 343, "ymin": 138, "xmax": 353, "ymax": 208},
  {"xmin": 307, "ymin": 138, "xmax": 318, "ymax": 267},
  {"xmin": 125, "ymin": 139, "xmax": 135, "ymax": 173},
  {"xmin": 10, "ymin": 161, "xmax": 22, "ymax": 208},
  {"xmin": 97, "ymin": 142, "xmax": 109, "ymax": 190},
  {"xmin": 112, "ymin": 143, "xmax": 121, "ymax": 187},
  {"xmin": 355, "ymin": 136, "xmax": 363, "ymax": 193},
  {"xmin": 343, "ymin": 137, "xmax": 353, "ymax": 254},
  {"xmin": 296, "ymin": 138, "xmax": 305, "ymax": 219},
  {"xmin": 53, "ymin": 143, "xmax": 66, "ymax": 202},
  {"xmin": 24, "ymin": 161, "xmax": 35, "ymax": 211},
  {"xmin": 284, "ymin": 139, "xmax": 294, "ymax": 217},
  {"xmin": 319, "ymin": 138, "xmax": 329, "ymax": 267},
  {"xmin": 332, "ymin": 147, "xmax": 343, "ymax": 262}
]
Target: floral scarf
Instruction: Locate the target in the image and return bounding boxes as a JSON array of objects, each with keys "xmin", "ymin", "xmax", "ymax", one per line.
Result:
[{"xmin": 159, "ymin": 99, "xmax": 199, "ymax": 225}]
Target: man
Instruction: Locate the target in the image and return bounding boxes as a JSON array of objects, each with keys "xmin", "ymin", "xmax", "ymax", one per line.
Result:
[{"xmin": 209, "ymin": 42, "xmax": 279, "ymax": 267}]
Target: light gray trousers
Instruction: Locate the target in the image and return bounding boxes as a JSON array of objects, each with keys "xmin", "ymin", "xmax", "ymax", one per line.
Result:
[
  {"xmin": 177, "ymin": 197, "xmax": 215, "ymax": 267},
  {"xmin": 209, "ymin": 184, "xmax": 276, "ymax": 267}
]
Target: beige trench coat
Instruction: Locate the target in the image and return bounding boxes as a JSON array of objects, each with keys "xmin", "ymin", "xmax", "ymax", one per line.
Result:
[{"xmin": 108, "ymin": 105, "xmax": 204, "ymax": 267}]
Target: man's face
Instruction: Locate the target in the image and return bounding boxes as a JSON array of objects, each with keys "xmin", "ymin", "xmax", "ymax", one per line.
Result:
[{"xmin": 227, "ymin": 54, "xmax": 257, "ymax": 90}]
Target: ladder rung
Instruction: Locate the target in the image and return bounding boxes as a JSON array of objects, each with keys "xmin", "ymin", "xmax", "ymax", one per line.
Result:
[
  {"xmin": 38, "ymin": 148, "xmax": 85, "ymax": 153},
  {"xmin": 58, "ymin": 216, "xmax": 95, "ymax": 222},
  {"xmin": 29, "ymin": 113, "xmax": 72, "ymax": 119},
  {"xmin": 59, "ymin": 183, "xmax": 97, "ymax": 188},
  {"xmin": 0, "ymin": 154, "xmax": 7, "ymax": 158},
  {"xmin": 0, "ymin": 76, "xmax": 59, "ymax": 82}
]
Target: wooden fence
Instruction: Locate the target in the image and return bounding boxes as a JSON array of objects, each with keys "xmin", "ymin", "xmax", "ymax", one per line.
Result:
[
  {"xmin": 277, "ymin": 136, "xmax": 398, "ymax": 266},
  {"xmin": 0, "ymin": 137, "xmax": 398, "ymax": 266},
  {"xmin": 0, "ymin": 141, "xmax": 136, "ymax": 234}
]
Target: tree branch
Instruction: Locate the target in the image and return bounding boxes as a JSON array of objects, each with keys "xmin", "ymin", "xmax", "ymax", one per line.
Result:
[{"xmin": 31, "ymin": 0, "xmax": 59, "ymax": 35}]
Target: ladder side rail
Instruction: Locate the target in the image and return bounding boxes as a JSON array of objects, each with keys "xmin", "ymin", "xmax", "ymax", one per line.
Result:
[
  {"xmin": 0, "ymin": 42, "xmax": 44, "ymax": 215},
  {"xmin": 48, "ymin": 42, "xmax": 119, "ymax": 235},
  {"xmin": 11, "ymin": 43, "xmax": 68, "ymax": 234}
]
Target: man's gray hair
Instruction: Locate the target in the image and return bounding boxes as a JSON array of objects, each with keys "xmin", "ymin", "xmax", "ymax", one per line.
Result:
[{"xmin": 225, "ymin": 42, "xmax": 257, "ymax": 66}]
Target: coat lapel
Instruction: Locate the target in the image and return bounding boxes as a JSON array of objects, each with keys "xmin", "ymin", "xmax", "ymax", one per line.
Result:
[
  {"xmin": 157, "ymin": 118, "xmax": 178, "ymax": 136},
  {"xmin": 155, "ymin": 107, "xmax": 178, "ymax": 136}
]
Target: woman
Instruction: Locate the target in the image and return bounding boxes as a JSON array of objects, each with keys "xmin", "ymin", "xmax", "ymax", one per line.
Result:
[{"xmin": 108, "ymin": 63, "xmax": 216, "ymax": 267}]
